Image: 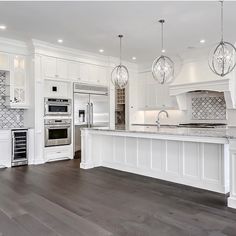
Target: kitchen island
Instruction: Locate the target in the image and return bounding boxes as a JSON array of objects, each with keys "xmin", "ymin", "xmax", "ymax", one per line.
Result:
[{"xmin": 81, "ymin": 126, "xmax": 236, "ymax": 209}]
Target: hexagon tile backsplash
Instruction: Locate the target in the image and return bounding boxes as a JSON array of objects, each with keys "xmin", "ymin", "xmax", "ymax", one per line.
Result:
[{"xmin": 0, "ymin": 71, "xmax": 24, "ymax": 128}]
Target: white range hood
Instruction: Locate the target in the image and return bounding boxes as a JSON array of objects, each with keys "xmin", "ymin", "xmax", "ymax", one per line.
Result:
[{"xmin": 169, "ymin": 78, "xmax": 236, "ymax": 110}]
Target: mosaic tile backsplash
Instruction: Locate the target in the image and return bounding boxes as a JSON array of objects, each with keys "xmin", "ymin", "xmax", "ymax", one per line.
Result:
[
  {"xmin": 0, "ymin": 71, "xmax": 24, "ymax": 128},
  {"xmin": 191, "ymin": 93, "xmax": 226, "ymax": 120}
]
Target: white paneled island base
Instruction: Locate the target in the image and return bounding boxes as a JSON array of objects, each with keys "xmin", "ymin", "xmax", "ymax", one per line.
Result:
[{"xmin": 81, "ymin": 128, "xmax": 230, "ymax": 195}]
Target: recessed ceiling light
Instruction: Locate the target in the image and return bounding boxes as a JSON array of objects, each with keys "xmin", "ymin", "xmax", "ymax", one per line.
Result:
[
  {"xmin": 132, "ymin": 57, "xmax": 136, "ymax": 60},
  {"xmin": 57, "ymin": 39, "xmax": 63, "ymax": 43},
  {"xmin": 161, "ymin": 49, "xmax": 166, "ymax": 53},
  {"xmin": 200, "ymin": 39, "xmax": 206, "ymax": 44},
  {"xmin": 0, "ymin": 25, "xmax": 6, "ymax": 30},
  {"xmin": 99, "ymin": 49, "xmax": 104, "ymax": 53}
]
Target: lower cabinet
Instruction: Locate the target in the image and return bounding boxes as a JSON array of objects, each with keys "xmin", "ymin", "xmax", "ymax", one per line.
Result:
[
  {"xmin": 44, "ymin": 145, "xmax": 73, "ymax": 162},
  {"xmin": 0, "ymin": 130, "xmax": 11, "ymax": 168}
]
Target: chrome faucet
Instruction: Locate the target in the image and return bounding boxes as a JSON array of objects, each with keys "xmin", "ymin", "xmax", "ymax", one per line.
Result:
[{"xmin": 156, "ymin": 110, "xmax": 169, "ymax": 128}]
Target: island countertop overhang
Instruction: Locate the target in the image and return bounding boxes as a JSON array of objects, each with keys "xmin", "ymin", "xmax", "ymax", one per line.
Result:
[{"xmin": 81, "ymin": 127, "xmax": 236, "ymax": 144}]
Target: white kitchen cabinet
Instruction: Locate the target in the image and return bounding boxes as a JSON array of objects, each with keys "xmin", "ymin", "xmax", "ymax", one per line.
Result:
[
  {"xmin": 137, "ymin": 73, "xmax": 147, "ymax": 109},
  {"xmin": 42, "ymin": 56, "xmax": 68, "ymax": 80},
  {"xmin": 0, "ymin": 130, "xmax": 11, "ymax": 168},
  {"xmin": 91, "ymin": 65, "xmax": 108, "ymax": 85},
  {"xmin": 44, "ymin": 145, "xmax": 73, "ymax": 162},
  {"xmin": 80, "ymin": 63, "xmax": 108, "ymax": 86},
  {"xmin": 68, "ymin": 60, "xmax": 80, "ymax": 81},
  {"xmin": 5, "ymin": 55, "xmax": 29, "ymax": 109},
  {"xmin": 0, "ymin": 52, "xmax": 10, "ymax": 71},
  {"xmin": 137, "ymin": 71, "xmax": 176, "ymax": 110}
]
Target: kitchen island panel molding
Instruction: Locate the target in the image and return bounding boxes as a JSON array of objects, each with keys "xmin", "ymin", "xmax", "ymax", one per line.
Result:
[{"xmin": 81, "ymin": 129, "xmax": 229, "ymax": 195}]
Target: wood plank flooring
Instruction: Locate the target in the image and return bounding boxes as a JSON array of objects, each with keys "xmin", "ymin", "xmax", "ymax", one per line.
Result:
[{"xmin": 0, "ymin": 160, "xmax": 236, "ymax": 236}]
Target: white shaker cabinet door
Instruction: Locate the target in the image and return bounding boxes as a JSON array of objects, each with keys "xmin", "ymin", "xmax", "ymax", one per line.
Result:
[
  {"xmin": 42, "ymin": 56, "xmax": 57, "ymax": 79},
  {"xmin": 0, "ymin": 131, "xmax": 11, "ymax": 168},
  {"xmin": 79, "ymin": 63, "xmax": 91, "ymax": 83},
  {"xmin": 91, "ymin": 65, "xmax": 108, "ymax": 85},
  {"xmin": 68, "ymin": 61, "xmax": 80, "ymax": 81},
  {"xmin": 57, "ymin": 58, "xmax": 68, "ymax": 80}
]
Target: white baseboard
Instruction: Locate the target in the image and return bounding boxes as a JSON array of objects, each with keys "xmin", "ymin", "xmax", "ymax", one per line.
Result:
[{"xmin": 228, "ymin": 196, "xmax": 236, "ymax": 209}]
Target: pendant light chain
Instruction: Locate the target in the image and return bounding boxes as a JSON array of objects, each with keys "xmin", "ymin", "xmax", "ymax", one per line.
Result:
[
  {"xmin": 119, "ymin": 35, "xmax": 123, "ymax": 65},
  {"xmin": 161, "ymin": 20, "xmax": 164, "ymax": 53},
  {"xmin": 221, "ymin": 0, "xmax": 224, "ymax": 41}
]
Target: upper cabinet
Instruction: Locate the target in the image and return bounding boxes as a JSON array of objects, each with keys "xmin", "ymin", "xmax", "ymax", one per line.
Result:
[
  {"xmin": 42, "ymin": 56, "xmax": 68, "ymax": 80},
  {"xmin": 68, "ymin": 60, "xmax": 80, "ymax": 81},
  {"xmin": 137, "ymin": 71, "xmax": 176, "ymax": 110},
  {"xmin": 0, "ymin": 52, "xmax": 10, "ymax": 71},
  {"xmin": 79, "ymin": 63, "xmax": 108, "ymax": 85},
  {"xmin": 42, "ymin": 56, "xmax": 109, "ymax": 86},
  {"xmin": 5, "ymin": 55, "xmax": 29, "ymax": 109}
]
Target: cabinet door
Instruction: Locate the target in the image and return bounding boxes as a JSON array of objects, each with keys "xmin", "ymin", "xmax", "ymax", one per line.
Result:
[
  {"xmin": 146, "ymin": 83, "xmax": 157, "ymax": 108},
  {"xmin": 79, "ymin": 63, "xmax": 91, "ymax": 83},
  {"xmin": 43, "ymin": 56, "xmax": 57, "ymax": 79},
  {"xmin": 0, "ymin": 132, "xmax": 11, "ymax": 168},
  {"xmin": 12, "ymin": 55, "xmax": 27, "ymax": 105},
  {"xmin": 68, "ymin": 61, "xmax": 80, "ymax": 81},
  {"xmin": 137, "ymin": 74, "xmax": 146, "ymax": 109},
  {"xmin": 0, "ymin": 52, "xmax": 10, "ymax": 71},
  {"xmin": 57, "ymin": 59, "xmax": 68, "ymax": 79},
  {"xmin": 91, "ymin": 65, "xmax": 108, "ymax": 85}
]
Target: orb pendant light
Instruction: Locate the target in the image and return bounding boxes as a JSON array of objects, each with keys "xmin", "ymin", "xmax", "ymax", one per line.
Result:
[
  {"xmin": 209, "ymin": 1, "xmax": 236, "ymax": 77},
  {"xmin": 152, "ymin": 19, "xmax": 174, "ymax": 84},
  {"xmin": 111, "ymin": 35, "xmax": 129, "ymax": 89}
]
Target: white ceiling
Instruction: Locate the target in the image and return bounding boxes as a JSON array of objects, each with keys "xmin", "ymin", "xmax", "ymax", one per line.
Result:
[{"xmin": 0, "ymin": 1, "xmax": 236, "ymax": 64}]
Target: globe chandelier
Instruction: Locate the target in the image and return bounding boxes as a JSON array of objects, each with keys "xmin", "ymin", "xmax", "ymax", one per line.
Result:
[
  {"xmin": 152, "ymin": 19, "xmax": 174, "ymax": 84},
  {"xmin": 209, "ymin": 0, "xmax": 236, "ymax": 77},
  {"xmin": 111, "ymin": 35, "xmax": 129, "ymax": 89}
]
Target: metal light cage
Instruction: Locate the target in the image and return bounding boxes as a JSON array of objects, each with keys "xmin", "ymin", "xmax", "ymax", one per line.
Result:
[
  {"xmin": 111, "ymin": 35, "xmax": 129, "ymax": 89},
  {"xmin": 209, "ymin": 1, "xmax": 236, "ymax": 77}
]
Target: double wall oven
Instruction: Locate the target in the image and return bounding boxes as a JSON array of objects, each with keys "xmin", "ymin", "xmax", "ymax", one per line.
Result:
[{"xmin": 44, "ymin": 98, "xmax": 72, "ymax": 147}]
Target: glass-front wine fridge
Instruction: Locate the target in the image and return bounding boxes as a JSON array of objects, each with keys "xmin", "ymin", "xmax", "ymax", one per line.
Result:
[{"xmin": 11, "ymin": 129, "xmax": 28, "ymax": 167}]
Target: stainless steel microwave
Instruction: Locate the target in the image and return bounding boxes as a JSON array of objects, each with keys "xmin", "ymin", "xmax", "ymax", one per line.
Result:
[{"xmin": 44, "ymin": 98, "xmax": 72, "ymax": 116}]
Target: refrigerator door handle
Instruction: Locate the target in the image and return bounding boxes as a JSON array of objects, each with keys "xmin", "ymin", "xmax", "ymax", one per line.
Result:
[
  {"xmin": 86, "ymin": 103, "xmax": 90, "ymax": 127},
  {"xmin": 90, "ymin": 103, "xmax": 93, "ymax": 126}
]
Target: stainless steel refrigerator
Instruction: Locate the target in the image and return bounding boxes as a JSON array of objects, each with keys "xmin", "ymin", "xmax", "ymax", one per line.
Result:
[{"xmin": 73, "ymin": 83, "xmax": 109, "ymax": 157}]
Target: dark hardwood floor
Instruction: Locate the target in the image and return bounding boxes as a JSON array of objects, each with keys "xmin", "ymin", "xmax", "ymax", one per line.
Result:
[{"xmin": 0, "ymin": 160, "xmax": 236, "ymax": 236}]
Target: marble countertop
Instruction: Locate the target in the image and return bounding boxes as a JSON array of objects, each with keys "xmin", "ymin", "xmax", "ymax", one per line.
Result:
[
  {"xmin": 82, "ymin": 126, "xmax": 236, "ymax": 140},
  {"xmin": 0, "ymin": 127, "xmax": 32, "ymax": 131}
]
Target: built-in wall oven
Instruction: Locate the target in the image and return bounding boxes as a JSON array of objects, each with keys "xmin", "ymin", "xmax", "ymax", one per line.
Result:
[
  {"xmin": 44, "ymin": 98, "xmax": 72, "ymax": 116},
  {"xmin": 44, "ymin": 119, "xmax": 71, "ymax": 147}
]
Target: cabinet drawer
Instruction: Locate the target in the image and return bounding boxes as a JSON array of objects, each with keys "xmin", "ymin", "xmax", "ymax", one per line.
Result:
[
  {"xmin": 0, "ymin": 131, "xmax": 11, "ymax": 141},
  {"xmin": 44, "ymin": 146, "xmax": 72, "ymax": 162}
]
